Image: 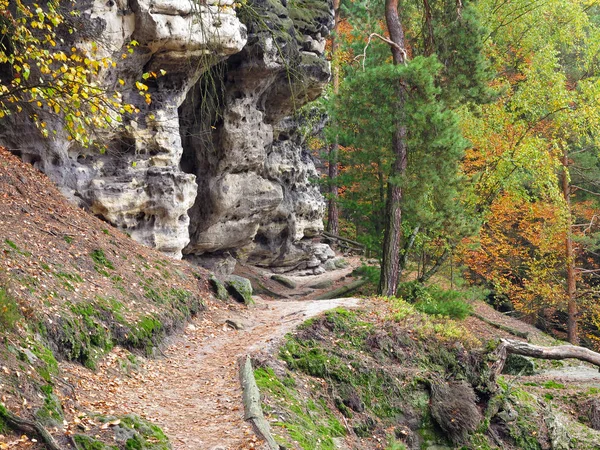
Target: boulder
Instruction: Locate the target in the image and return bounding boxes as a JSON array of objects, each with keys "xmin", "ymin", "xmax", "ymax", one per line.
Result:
[
  {"xmin": 225, "ymin": 275, "xmax": 254, "ymax": 305},
  {"xmin": 209, "ymin": 275, "xmax": 229, "ymax": 301}
]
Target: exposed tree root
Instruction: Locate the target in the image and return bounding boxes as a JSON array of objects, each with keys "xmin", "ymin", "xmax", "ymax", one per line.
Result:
[
  {"xmin": 0, "ymin": 405, "xmax": 66, "ymax": 450},
  {"xmin": 493, "ymin": 339, "xmax": 600, "ymax": 376}
]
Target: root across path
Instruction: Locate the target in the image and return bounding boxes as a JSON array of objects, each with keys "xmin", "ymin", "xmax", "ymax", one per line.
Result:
[{"xmin": 63, "ymin": 296, "xmax": 361, "ymax": 450}]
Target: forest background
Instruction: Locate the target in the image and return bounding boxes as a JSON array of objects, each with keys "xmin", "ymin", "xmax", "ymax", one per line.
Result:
[{"xmin": 317, "ymin": 0, "xmax": 600, "ymax": 350}]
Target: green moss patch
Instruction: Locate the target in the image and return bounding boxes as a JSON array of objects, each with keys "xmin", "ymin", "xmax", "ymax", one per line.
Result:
[
  {"xmin": 255, "ymin": 367, "xmax": 345, "ymax": 449},
  {"xmin": 0, "ymin": 288, "xmax": 21, "ymax": 331}
]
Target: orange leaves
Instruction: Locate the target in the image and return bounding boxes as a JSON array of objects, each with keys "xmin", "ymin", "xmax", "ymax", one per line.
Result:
[{"xmin": 461, "ymin": 194, "xmax": 567, "ymax": 314}]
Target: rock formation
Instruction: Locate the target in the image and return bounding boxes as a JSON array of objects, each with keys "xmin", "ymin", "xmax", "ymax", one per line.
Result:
[{"xmin": 0, "ymin": 0, "xmax": 335, "ymax": 270}]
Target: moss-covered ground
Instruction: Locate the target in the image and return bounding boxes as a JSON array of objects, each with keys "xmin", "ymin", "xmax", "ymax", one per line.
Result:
[{"xmin": 255, "ymin": 299, "xmax": 600, "ymax": 449}]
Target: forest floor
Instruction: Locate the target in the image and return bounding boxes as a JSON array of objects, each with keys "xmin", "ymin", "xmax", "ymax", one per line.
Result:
[
  {"xmin": 0, "ymin": 147, "xmax": 598, "ymax": 450},
  {"xmin": 62, "ymin": 272, "xmax": 600, "ymax": 450}
]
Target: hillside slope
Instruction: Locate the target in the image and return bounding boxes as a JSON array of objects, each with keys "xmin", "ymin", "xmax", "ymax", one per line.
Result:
[
  {"xmin": 254, "ymin": 299, "xmax": 600, "ymax": 450},
  {"xmin": 0, "ymin": 148, "xmax": 214, "ymax": 449}
]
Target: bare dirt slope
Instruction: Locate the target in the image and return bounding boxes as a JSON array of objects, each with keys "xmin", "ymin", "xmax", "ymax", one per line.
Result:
[{"xmin": 63, "ymin": 296, "xmax": 361, "ymax": 450}]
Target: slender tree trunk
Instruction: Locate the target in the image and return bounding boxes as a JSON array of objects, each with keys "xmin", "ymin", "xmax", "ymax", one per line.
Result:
[
  {"xmin": 375, "ymin": 162, "xmax": 386, "ymax": 235},
  {"xmin": 562, "ymin": 146, "xmax": 578, "ymax": 344},
  {"xmin": 378, "ymin": 0, "xmax": 407, "ymax": 296},
  {"xmin": 418, "ymin": 248, "xmax": 450, "ymax": 283},
  {"xmin": 326, "ymin": 0, "xmax": 341, "ymax": 235},
  {"xmin": 422, "ymin": 0, "xmax": 435, "ymax": 56},
  {"xmin": 399, "ymin": 225, "xmax": 420, "ymax": 273}
]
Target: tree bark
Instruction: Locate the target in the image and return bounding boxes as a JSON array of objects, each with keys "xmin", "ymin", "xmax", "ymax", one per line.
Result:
[
  {"xmin": 239, "ymin": 356, "xmax": 280, "ymax": 450},
  {"xmin": 562, "ymin": 146, "xmax": 578, "ymax": 344},
  {"xmin": 492, "ymin": 339, "xmax": 600, "ymax": 376},
  {"xmin": 326, "ymin": 0, "xmax": 341, "ymax": 235},
  {"xmin": 378, "ymin": 0, "xmax": 408, "ymax": 297}
]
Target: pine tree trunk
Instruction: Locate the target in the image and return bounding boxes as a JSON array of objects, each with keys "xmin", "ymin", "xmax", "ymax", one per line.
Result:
[
  {"xmin": 326, "ymin": 0, "xmax": 341, "ymax": 235},
  {"xmin": 562, "ymin": 147, "xmax": 578, "ymax": 344},
  {"xmin": 378, "ymin": 0, "xmax": 407, "ymax": 297}
]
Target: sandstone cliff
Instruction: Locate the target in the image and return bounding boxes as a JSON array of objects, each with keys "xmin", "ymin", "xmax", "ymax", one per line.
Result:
[{"xmin": 0, "ymin": 0, "xmax": 333, "ymax": 272}]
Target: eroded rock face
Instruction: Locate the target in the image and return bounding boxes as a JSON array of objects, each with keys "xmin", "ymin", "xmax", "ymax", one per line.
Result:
[
  {"xmin": 180, "ymin": 0, "xmax": 333, "ymax": 271},
  {"xmin": 0, "ymin": 0, "xmax": 334, "ymax": 267}
]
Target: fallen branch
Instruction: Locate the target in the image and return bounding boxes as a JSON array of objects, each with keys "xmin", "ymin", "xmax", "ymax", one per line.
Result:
[
  {"xmin": 0, "ymin": 404, "xmax": 65, "ymax": 450},
  {"xmin": 472, "ymin": 313, "xmax": 529, "ymax": 339},
  {"xmin": 315, "ymin": 279, "xmax": 369, "ymax": 300},
  {"xmin": 239, "ymin": 356, "xmax": 280, "ymax": 450},
  {"xmin": 492, "ymin": 339, "xmax": 600, "ymax": 376}
]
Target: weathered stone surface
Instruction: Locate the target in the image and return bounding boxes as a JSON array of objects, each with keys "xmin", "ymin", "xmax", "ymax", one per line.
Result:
[
  {"xmin": 179, "ymin": 0, "xmax": 335, "ymax": 268},
  {"xmin": 0, "ymin": 0, "xmax": 335, "ymax": 268},
  {"xmin": 187, "ymin": 253, "xmax": 237, "ymax": 278}
]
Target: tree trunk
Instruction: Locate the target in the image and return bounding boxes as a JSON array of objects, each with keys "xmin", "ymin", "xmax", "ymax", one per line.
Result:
[
  {"xmin": 418, "ymin": 247, "xmax": 450, "ymax": 284},
  {"xmin": 378, "ymin": 0, "xmax": 408, "ymax": 297},
  {"xmin": 326, "ymin": 0, "xmax": 342, "ymax": 235},
  {"xmin": 422, "ymin": 0, "xmax": 435, "ymax": 56},
  {"xmin": 562, "ymin": 146, "xmax": 578, "ymax": 344},
  {"xmin": 399, "ymin": 225, "xmax": 420, "ymax": 273}
]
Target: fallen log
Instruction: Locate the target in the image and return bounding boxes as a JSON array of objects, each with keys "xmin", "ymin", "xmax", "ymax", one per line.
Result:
[
  {"xmin": 322, "ymin": 232, "xmax": 365, "ymax": 249},
  {"xmin": 0, "ymin": 404, "xmax": 64, "ymax": 450},
  {"xmin": 239, "ymin": 355, "xmax": 280, "ymax": 450},
  {"xmin": 314, "ymin": 279, "xmax": 369, "ymax": 300},
  {"xmin": 472, "ymin": 312, "xmax": 529, "ymax": 340},
  {"xmin": 492, "ymin": 339, "xmax": 600, "ymax": 376}
]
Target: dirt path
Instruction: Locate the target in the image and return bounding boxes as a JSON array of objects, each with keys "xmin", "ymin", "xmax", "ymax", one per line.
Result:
[{"xmin": 63, "ymin": 296, "xmax": 361, "ymax": 450}]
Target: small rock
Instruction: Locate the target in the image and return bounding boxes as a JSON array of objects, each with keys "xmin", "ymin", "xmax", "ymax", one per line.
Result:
[
  {"xmin": 21, "ymin": 348, "xmax": 38, "ymax": 365},
  {"xmin": 313, "ymin": 266, "xmax": 326, "ymax": 275},
  {"xmin": 307, "ymin": 257, "xmax": 321, "ymax": 268},
  {"xmin": 309, "ymin": 280, "xmax": 333, "ymax": 289},
  {"xmin": 502, "ymin": 354, "xmax": 535, "ymax": 376},
  {"xmin": 334, "ymin": 257, "xmax": 349, "ymax": 268},
  {"xmin": 313, "ymin": 243, "xmax": 335, "ymax": 262},
  {"xmin": 225, "ymin": 319, "xmax": 244, "ymax": 330},
  {"xmin": 113, "ymin": 425, "xmax": 136, "ymax": 443},
  {"xmin": 323, "ymin": 259, "xmax": 337, "ymax": 271},
  {"xmin": 271, "ymin": 275, "xmax": 297, "ymax": 289}
]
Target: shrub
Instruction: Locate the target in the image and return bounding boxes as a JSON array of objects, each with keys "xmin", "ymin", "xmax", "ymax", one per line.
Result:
[{"xmin": 398, "ymin": 282, "xmax": 472, "ymax": 320}]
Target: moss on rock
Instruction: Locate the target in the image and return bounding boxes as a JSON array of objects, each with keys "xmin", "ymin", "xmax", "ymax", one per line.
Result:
[
  {"xmin": 209, "ymin": 274, "xmax": 229, "ymax": 301},
  {"xmin": 225, "ymin": 276, "xmax": 254, "ymax": 305}
]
